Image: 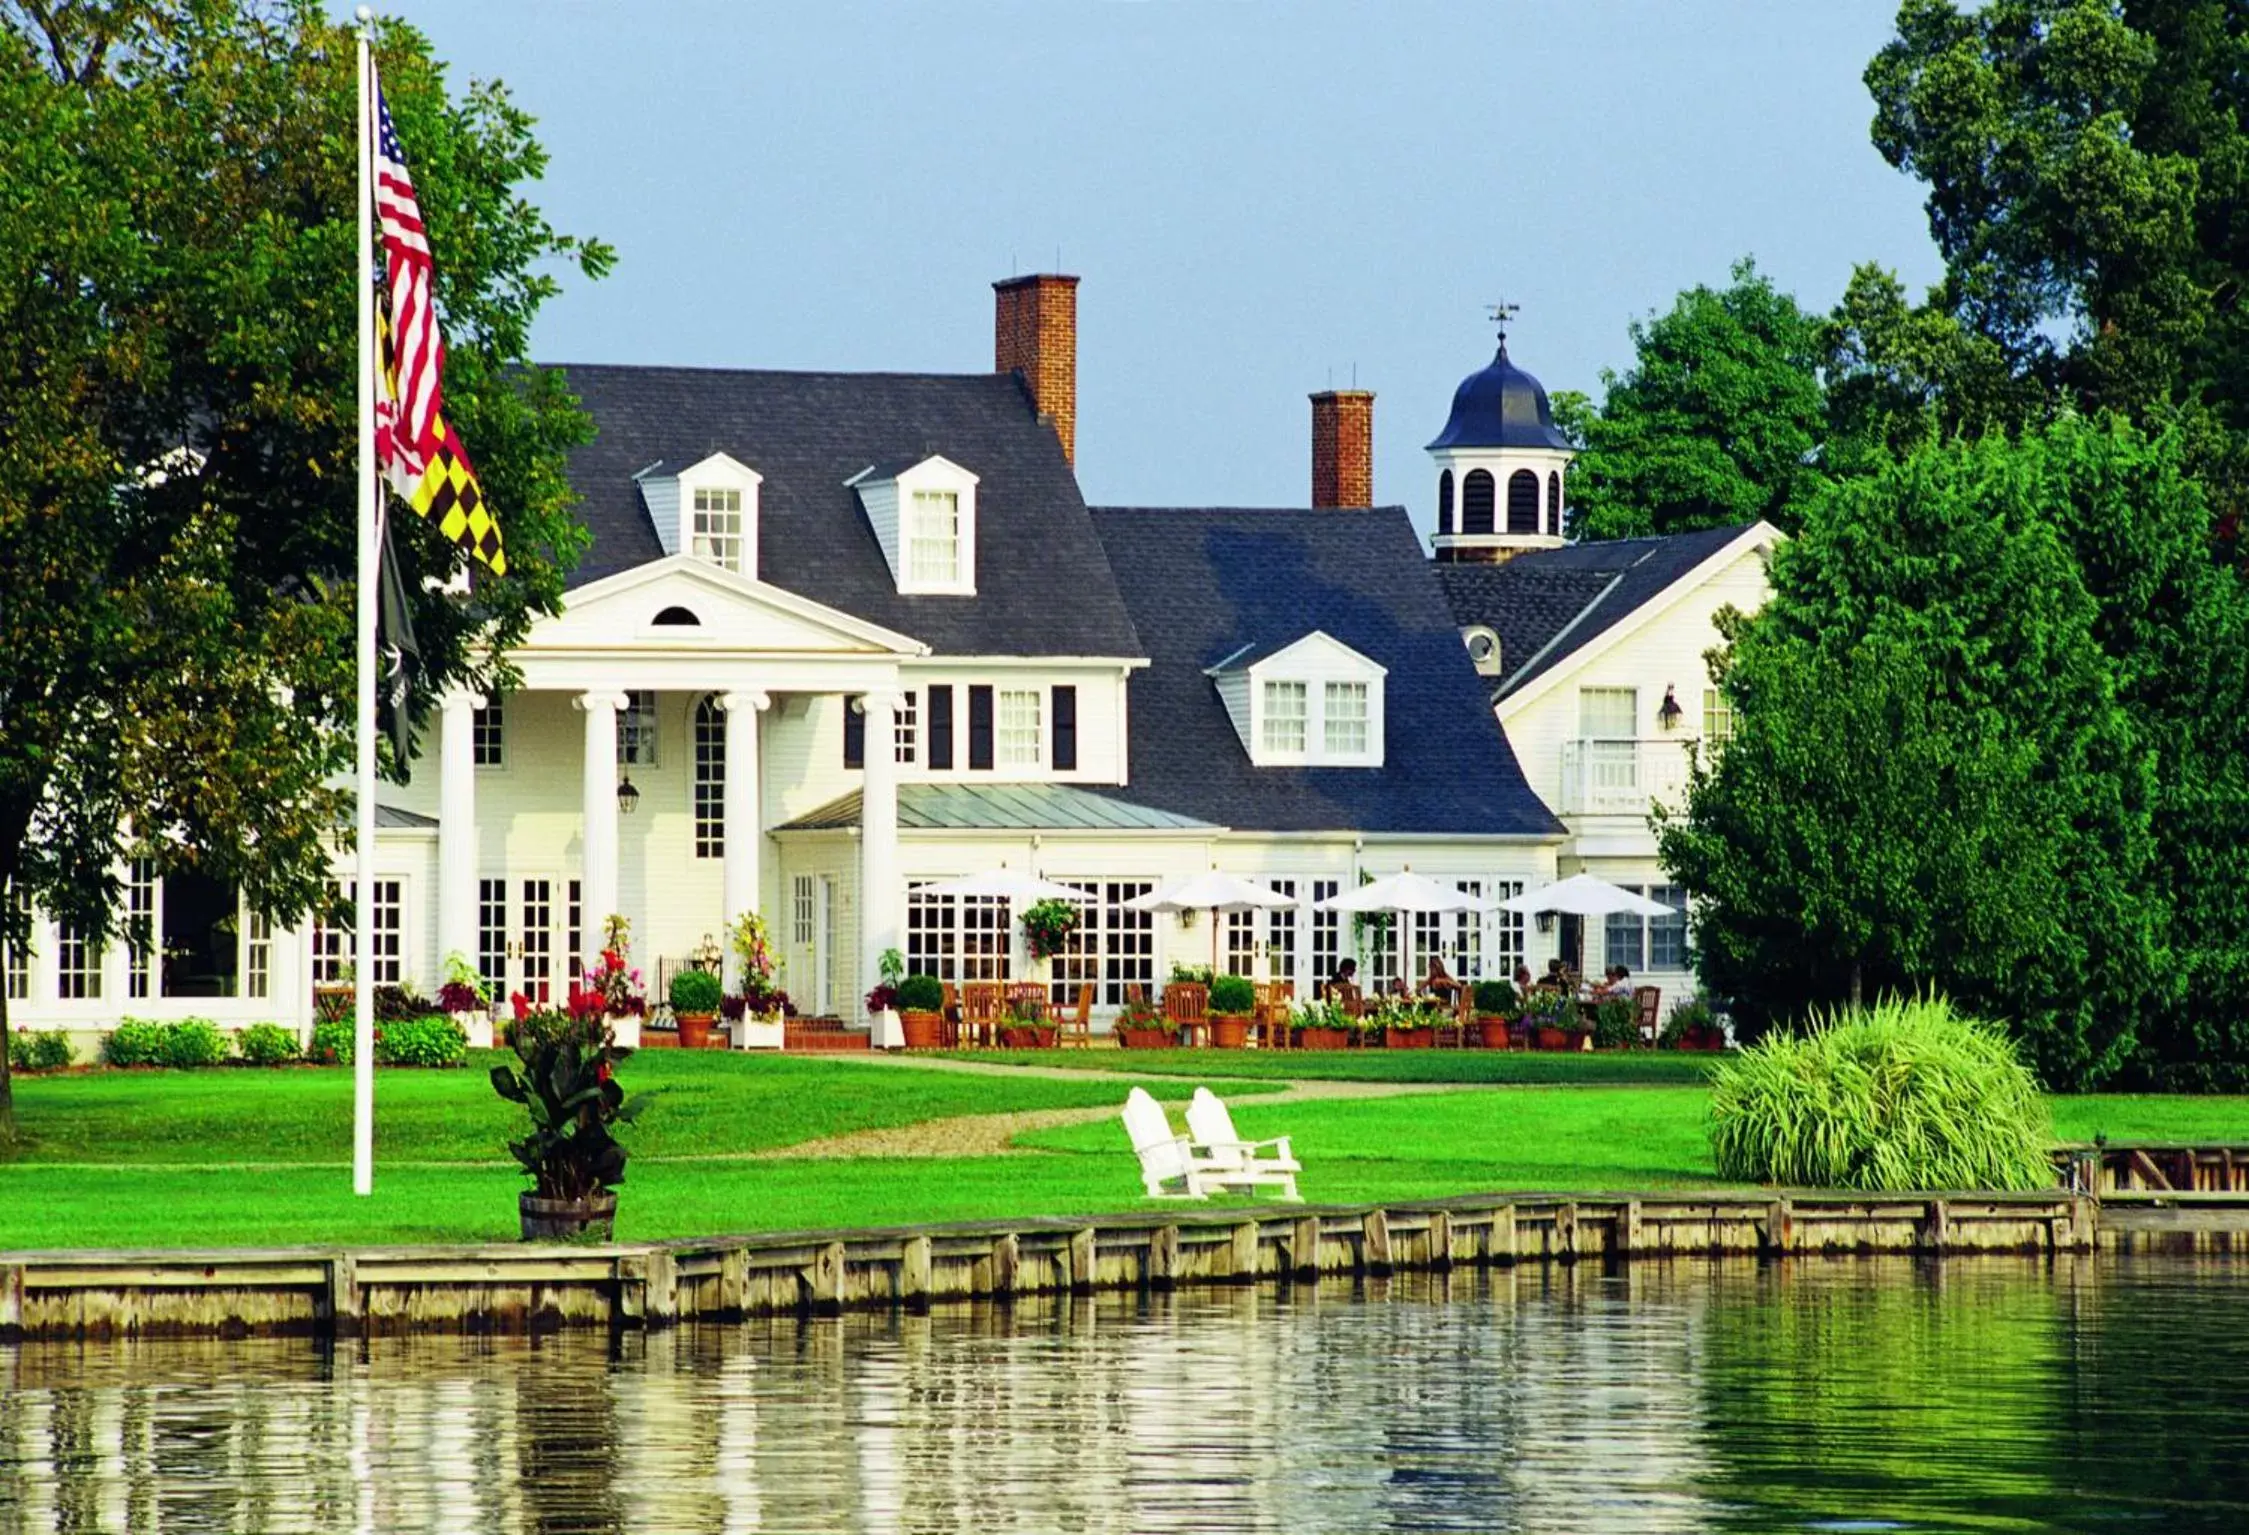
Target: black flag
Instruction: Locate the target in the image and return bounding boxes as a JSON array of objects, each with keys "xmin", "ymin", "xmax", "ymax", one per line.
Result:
[{"xmin": 376, "ymin": 512, "xmax": 420, "ymax": 779}]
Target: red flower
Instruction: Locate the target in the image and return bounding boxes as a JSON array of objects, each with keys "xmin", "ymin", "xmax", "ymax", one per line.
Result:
[
  {"xmin": 597, "ymin": 1061, "xmax": 613, "ymax": 1083},
  {"xmin": 511, "ymin": 992, "xmax": 531, "ymax": 1021}
]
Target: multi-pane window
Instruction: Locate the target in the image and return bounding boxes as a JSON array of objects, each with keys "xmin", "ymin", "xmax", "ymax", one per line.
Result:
[
  {"xmin": 692, "ymin": 487, "xmax": 743, "ymax": 571},
  {"xmin": 906, "ymin": 882, "xmax": 957, "ymax": 983},
  {"xmin": 1323, "ymin": 682, "xmax": 1369, "ymax": 756},
  {"xmin": 312, "ymin": 881, "xmax": 349, "ymax": 985},
  {"xmin": 1261, "ymin": 681, "xmax": 1307, "ymax": 754},
  {"xmin": 1412, "ymin": 910, "xmax": 1444, "ymax": 983},
  {"xmin": 1702, "ymin": 689, "xmax": 1735, "ymax": 744},
  {"xmin": 473, "ymin": 699, "xmax": 505, "ymax": 767},
  {"xmin": 56, "ymin": 919, "xmax": 102, "ymax": 1000},
  {"xmin": 895, "ymin": 691, "xmax": 918, "ymax": 765},
  {"xmin": 244, "ymin": 910, "xmax": 272, "ymax": 1001},
  {"xmin": 567, "ymin": 879, "xmax": 584, "ymax": 985},
  {"xmin": 905, "ymin": 886, "xmax": 1012, "ymax": 983},
  {"xmin": 997, "ymin": 689, "xmax": 1042, "ymax": 767},
  {"xmin": 478, "ymin": 879, "xmax": 508, "ymax": 996},
  {"xmin": 618, "ymin": 690, "xmax": 658, "ymax": 768},
  {"xmin": 1649, "ymin": 885, "xmax": 1688, "ymax": 970},
  {"xmin": 1048, "ymin": 880, "xmax": 1156, "ymax": 1007},
  {"xmin": 314, "ymin": 879, "xmax": 402, "ymax": 985},
  {"xmin": 518, "ymin": 879, "xmax": 552, "ymax": 1004},
  {"xmin": 1491, "ymin": 881, "xmax": 1526, "ymax": 974},
  {"xmin": 1311, "ymin": 879, "xmax": 1340, "ymax": 988},
  {"xmin": 125, "ymin": 858, "xmax": 157, "ymax": 1000},
  {"xmin": 908, "ymin": 490, "xmax": 960, "ymax": 585},
  {"xmin": 1225, "ymin": 909, "xmax": 1257, "ymax": 977},
  {"xmin": 3, "ymin": 889, "xmax": 28, "ymax": 1001},
  {"xmin": 793, "ymin": 874, "xmax": 816, "ymax": 948},
  {"xmin": 693, "ymin": 696, "xmax": 725, "ymax": 859},
  {"xmin": 1454, "ymin": 880, "xmax": 1483, "ymax": 980},
  {"xmin": 1606, "ymin": 898, "xmax": 1646, "ymax": 973},
  {"xmin": 1268, "ymin": 880, "xmax": 1297, "ymax": 989}
]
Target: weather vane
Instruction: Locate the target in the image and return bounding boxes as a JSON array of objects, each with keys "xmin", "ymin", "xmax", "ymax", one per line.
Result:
[{"xmin": 1486, "ymin": 300, "xmax": 1520, "ymax": 346}]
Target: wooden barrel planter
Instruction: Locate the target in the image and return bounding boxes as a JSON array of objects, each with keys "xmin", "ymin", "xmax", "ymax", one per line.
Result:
[
  {"xmin": 519, "ymin": 1191, "xmax": 617, "ymax": 1243},
  {"xmin": 1208, "ymin": 1015, "xmax": 1251, "ymax": 1049}
]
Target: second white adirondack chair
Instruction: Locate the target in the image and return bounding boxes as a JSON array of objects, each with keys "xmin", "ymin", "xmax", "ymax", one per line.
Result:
[
  {"xmin": 1186, "ymin": 1086, "xmax": 1303, "ymax": 1202},
  {"xmin": 1121, "ymin": 1086, "xmax": 1208, "ymax": 1199}
]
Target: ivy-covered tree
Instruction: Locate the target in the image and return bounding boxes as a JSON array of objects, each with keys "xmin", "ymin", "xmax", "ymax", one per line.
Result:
[
  {"xmin": 1663, "ymin": 422, "xmax": 2170, "ymax": 1087},
  {"xmin": 1564, "ymin": 258, "xmax": 1831, "ymax": 541},
  {"xmin": 0, "ymin": 1, "xmax": 610, "ymax": 1137}
]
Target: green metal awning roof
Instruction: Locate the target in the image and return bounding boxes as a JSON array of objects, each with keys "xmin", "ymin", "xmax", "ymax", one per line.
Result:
[{"xmin": 775, "ymin": 782, "xmax": 1218, "ymax": 834}]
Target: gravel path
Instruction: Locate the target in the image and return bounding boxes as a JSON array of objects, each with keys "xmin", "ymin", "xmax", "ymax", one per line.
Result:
[{"xmin": 756, "ymin": 1056, "xmax": 1482, "ymax": 1160}]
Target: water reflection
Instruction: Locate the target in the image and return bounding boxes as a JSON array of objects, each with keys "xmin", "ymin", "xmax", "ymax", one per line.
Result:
[{"xmin": 2, "ymin": 1257, "xmax": 2246, "ymax": 1534}]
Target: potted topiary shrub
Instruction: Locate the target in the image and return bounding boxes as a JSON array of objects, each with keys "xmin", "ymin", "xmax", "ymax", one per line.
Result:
[
  {"xmin": 1206, "ymin": 973, "xmax": 1256, "ymax": 1048},
  {"xmin": 669, "ymin": 966, "xmax": 724, "ymax": 1050},
  {"xmin": 1292, "ymin": 999, "xmax": 1352, "ymax": 1051},
  {"xmin": 1472, "ymin": 979, "xmax": 1518, "ymax": 1049},
  {"xmin": 895, "ymin": 973, "xmax": 947, "ymax": 1049},
  {"xmin": 492, "ymin": 1004, "xmax": 650, "ymax": 1241},
  {"xmin": 439, "ymin": 951, "xmax": 494, "ymax": 1048},
  {"xmin": 1113, "ymin": 993, "xmax": 1172, "ymax": 1049}
]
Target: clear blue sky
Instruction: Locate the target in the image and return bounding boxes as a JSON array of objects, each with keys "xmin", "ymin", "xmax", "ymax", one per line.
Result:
[{"xmin": 379, "ymin": 2, "xmax": 1942, "ymax": 524}]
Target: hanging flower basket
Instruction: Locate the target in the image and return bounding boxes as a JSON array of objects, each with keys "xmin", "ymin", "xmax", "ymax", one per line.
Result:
[{"xmin": 1021, "ymin": 899, "xmax": 1081, "ymax": 962}]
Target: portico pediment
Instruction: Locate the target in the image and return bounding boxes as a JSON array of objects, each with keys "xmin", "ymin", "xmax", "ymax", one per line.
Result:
[{"xmin": 525, "ymin": 555, "xmax": 927, "ymax": 658}]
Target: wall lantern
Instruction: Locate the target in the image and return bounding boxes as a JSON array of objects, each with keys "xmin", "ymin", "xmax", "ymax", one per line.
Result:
[
  {"xmin": 1535, "ymin": 911, "xmax": 1555, "ymax": 934},
  {"xmin": 1658, "ymin": 684, "xmax": 1684, "ymax": 732},
  {"xmin": 617, "ymin": 773, "xmax": 642, "ymax": 816}
]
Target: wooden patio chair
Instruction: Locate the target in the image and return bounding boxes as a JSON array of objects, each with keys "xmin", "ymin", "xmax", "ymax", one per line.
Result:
[
  {"xmin": 1004, "ymin": 980, "xmax": 1049, "ymax": 1021},
  {"xmin": 1439, "ymin": 984, "xmax": 1473, "ymax": 1048},
  {"xmin": 1054, "ymin": 982, "xmax": 1095, "ymax": 1048},
  {"xmin": 941, "ymin": 981, "xmax": 962, "ymax": 1048},
  {"xmin": 960, "ymin": 981, "xmax": 1003, "ymax": 1049},
  {"xmin": 1163, "ymin": 980, "xmax": 1209, "ymax": 1047},
  {"xmin": 1255, "ymin": 980, "xmax": 1295, "ymax": 1050},
  {"xmin": 1633, "ymin": 985, "xmax": 1662, "ymax": 1047}
]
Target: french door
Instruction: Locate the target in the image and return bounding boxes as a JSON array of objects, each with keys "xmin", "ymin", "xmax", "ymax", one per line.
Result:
[{"xmin": 479, "ymin": 874, "xmax": 577, "ymax": 1006}]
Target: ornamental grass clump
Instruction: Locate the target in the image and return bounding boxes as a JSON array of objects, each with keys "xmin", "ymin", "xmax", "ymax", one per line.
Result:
[{"xmin": 1707, "ymin": 995, "xmax": 2053, "ymax": 1192}]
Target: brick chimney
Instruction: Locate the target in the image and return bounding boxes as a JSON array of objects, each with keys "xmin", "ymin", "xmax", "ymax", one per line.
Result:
[
  {"xmin": 994, "ymin": 274, "xmax": 1080, "ymax": 464},
  {"xmin": 1310, "ymin": 389, "xmax": 1374, "ymax": 508}
]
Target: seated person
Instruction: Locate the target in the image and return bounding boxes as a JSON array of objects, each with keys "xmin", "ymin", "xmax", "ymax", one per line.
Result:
[
  {"xmin": 1513, "ymin": 961, "xmax": 1535, "ymax": 994},
  {"xmin": 1423, "ymin": 955, "xmax": 1461, "ymax": 1001},
  {"xmin": 1596, "ymin": 964, "xmax": 1633, "ymax": 999},
  {"xmin": 1319, "ymin": 957, "xmax": 1359, "ymax": 1001},
  {"xmin": 1543, "ymin": 957, "xmax": 1571, "ymax": 990}
]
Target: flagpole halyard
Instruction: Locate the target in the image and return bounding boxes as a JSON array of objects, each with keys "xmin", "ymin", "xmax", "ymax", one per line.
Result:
[{"xmin": 353, "ymin": 8, "xmax": 378, "ymax": 1198}]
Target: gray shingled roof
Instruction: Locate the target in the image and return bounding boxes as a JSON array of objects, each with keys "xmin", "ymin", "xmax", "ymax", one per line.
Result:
[
  {"xmin": 774, "ymin": 782, "xmax": 1216, "ymax": 833},
  {"xmin": 1437, "ymin": 524, "xmax": 1758, "ymax": 699},
  {"xmin": 553, "ymin": 365, "xmax": 1142, "ymax": 659},
  {"xmin": 1089, "ymin": 506, "xmax": 1563, "ymax": 837}
]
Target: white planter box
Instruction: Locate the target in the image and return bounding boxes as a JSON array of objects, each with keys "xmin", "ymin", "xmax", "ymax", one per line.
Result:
[
  {"xmin": 732, "ymin": 1016, "xmax": 785, "ymax": 1051},
  {"xmin": 609, "ymin": 1014, "xmax": 642, "ymax": 1050},
  {"xmin": 869, "ymin": 1008, "xmax": 904, "ymax": 1050},
  {"xmin": 452, "ymin": 1010, "xmax": 493, "ymax": 1050}
]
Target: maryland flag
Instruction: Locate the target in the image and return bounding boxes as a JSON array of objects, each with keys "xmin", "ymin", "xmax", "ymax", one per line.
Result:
[{"xmin": 371, "ymin": 67, "xmax": 506, "ymax": 578}]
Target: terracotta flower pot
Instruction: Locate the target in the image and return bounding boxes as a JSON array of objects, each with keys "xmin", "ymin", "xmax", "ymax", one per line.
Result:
[
  {"xmin": 519, "ymin": 1190, "xmax": 617, "ymax": 1243},
  {"xmin": 676, "ymin": 1012, "xmax": 716, "ymax": 1050},
  {"xmin": 1209, "ymin": 1014, "xmax": 1250, "ymax": 1049},
  {"xmin": 1117, "ymin": 1027, "xmax": 1173, "ymax": 1049},
  {"xmin": 1478, "ymin": 1015, "xmax": 1515, "ymax": 1050},
  {"xmin": 899, "ymin": 1010, "xmax": 946, "ymax": 1049},
  {"xmin": 998, "ymin": 1025, "xmax": 1058, "ymax": 1049},
  {"xmin": 1296, "ymin": 1026, "xmax": 1351, "ymax": 1050},
  {"xmin": 1385, "ymin": 1026, "xmax": 1436, "ymax": 1050},
  {"xmin": 1535, "ymin": 1025, "xmax": 1572, "ymax": 1051}
]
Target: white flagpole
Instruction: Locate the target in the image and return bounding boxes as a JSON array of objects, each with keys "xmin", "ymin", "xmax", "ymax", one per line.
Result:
[{"xmin": 353, "ymin": 7, "xmax": 378, "ymax": 1197}]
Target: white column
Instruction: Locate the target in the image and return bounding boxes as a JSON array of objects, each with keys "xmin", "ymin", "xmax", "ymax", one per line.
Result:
[
  {"xmin": 719, "ymin": 689, "xmax": 770, "ymax": 990},
  {"xmin": 577, "ymin": 690, "xmax": 629, "ymax": 943},
  {"xmin": 858, "ymin": 691, "xmax": 902, "ymax": 1022},
  {"xmin": 436, "ymin": 690, "xmax": 484, "ymax": 973}
]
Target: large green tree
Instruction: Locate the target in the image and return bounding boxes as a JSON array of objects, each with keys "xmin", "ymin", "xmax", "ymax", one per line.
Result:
[
  {"xmin": 0, "ymin": 1, "xmax": 610, "ymax": 1136},
  {"xmin": 1663, "ymin": 420, "xmax": 2172, "ymax": 1088},
  {"xmin": 1562, "ymin": 258, "xmax": 1831, "ymax": 541}
]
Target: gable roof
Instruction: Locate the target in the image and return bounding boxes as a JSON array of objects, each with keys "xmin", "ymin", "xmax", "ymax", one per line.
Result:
[
  {"xmin": 553, "ymin": 365, "xmax": 1141, "ymax": 658},
  {"xmin": 1435, "ymin": 523, "xmax": 1760, "ymax": 700},
  {"xmin": 1089, "ymin": 506, "xmax": 1563, "ymax": 837}
]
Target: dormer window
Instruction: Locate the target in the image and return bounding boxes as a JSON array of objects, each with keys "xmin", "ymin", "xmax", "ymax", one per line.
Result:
[
  {"xmin": 1207, "ymin": 630, "xmax": 1387, "ymax": 768},
  {"xmin": 852, "ymin": 454, "xmax": 979, "ymax": 595},
  {"xmin": 637, "ymin": 451, "xmax": 761, "ymax": 578},
  {"xmin": 909, "ymin": 490, "xmax": 962, "ymax": 585}
]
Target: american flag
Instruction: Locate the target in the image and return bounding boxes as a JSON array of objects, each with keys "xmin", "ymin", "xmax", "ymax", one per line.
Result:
[{"xmin": 372, "ymin": 67, "xmax": 505, "ymax": 577}]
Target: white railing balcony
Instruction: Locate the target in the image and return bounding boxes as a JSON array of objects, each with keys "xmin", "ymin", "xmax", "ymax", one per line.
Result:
[{"xmin": 1557, "ymin": 737, "xmax": 1693, "ymax": 818}]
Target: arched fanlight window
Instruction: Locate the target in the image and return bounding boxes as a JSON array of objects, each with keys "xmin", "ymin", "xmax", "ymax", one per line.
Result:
[
  {"xmin": 1436, "ymin": 470, "xmax": 1455, "ymax": 535},
  {"xmin": 1547, "ymin": 471, "xmax": 1563, "ymax": 536},
  {"xmin": 1507, "ymin": 470, "xmax": 1540, "ymax": 534},
  {"xmin": 1461, "ymin": 470, "xmax": 1496, "ymax": 534},
  {"xmin": 653, "ymin": 605, "xmax": 702, "ymax": 626}
]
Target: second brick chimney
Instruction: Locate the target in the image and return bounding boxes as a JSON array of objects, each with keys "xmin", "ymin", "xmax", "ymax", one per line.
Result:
[
  {"xmin": 994, "ymin": 274, "xmax": 1080, "ymax": 464},
  {"xmin": 1310, "ymin": 389, "xmax": 1375, "ymax": 508}
]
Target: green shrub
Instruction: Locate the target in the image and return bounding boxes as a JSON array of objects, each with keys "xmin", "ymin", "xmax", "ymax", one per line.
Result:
[
  {"xmin": 1660, "ymin": 994, "xmax": 1716, "ymax": 1047},
  {"xmin": 376, "ymin": 1014, "xmax": 468, "ymax": 1068},
  {"xmin": 894, "ymin": 974, "xmax": 944, "ymax": 1013},
  {"xmin": 156, "ymin": 1019, "xmax": 230, "ymax": 1068},
  {"xmin": 237, "ymin": 1023, "xmax": 301, "ymax": 1067},
  {"xmin": 1591, "ymin": 997, "xmax": 1638, "ymax": 1049},
  {"xmin": 1169, "ymin": 963, "xmax": 1214, "ymax": 985},
  {"xmin": 103, "ymin": 1019, "xmax": 167, "ymax": 1067},
  {"xmin": 1707, "ymin": 995, "xmax": 2054, "ymax": 1192},
  {"xmin": 1472, "ymin": 978, "xmax": 1517, "ymax": 1014},
  {"xmin": 668, "ymin": 968, "xmax": 723, "ymax": 1014},
  {"xmin": 307, "ymin": 1019, "xmax": 354, "ymax": 1066},
  {"xmin": 9, "ymin": 1029, "xmax": 74, "ymax": 1072},
  {"xmin": 1208, "ymin": 974, "xmax": 1257, "ymax": 1015},
  {"xmin": 374, "ymin": 984, "xmax": 434, "ymax": 1022}
]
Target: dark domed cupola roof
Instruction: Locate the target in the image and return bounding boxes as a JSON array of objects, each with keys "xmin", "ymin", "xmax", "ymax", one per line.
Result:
[{"xmin": 1427, "ymin": 339, "xmax": 1573, "ymax": 452}]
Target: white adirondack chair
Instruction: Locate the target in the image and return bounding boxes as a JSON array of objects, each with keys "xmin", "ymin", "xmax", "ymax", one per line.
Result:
[
  {"xmin": 1122, "ymin": 1087, "xmax": 1208, "ymax": 1199},
  {"xmin": 1186, "ymin": 1086, "xmax": 1303, "ymax": 1202}
]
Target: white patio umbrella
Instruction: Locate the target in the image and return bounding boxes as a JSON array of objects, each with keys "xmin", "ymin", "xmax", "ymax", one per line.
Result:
[
  {"xmin": 1315, "ymin": 869, "xmax": 1497, "ymax": 915},
  {"xmin": 1499, "ymin": 873, "xmax": 1675, "ymax": 919},
  {"xmin": 1126, "ymin": 871, "xmax": 1296, "ymax": 974},
  {"xmin": 915, "ymin": 868, "xmax": 1093, "ymax": 904}
]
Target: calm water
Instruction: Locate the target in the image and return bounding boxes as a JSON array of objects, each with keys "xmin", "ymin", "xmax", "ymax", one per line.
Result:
[{"xmin": 2, "ymin": 1256, "xmax": 2245, "ymax": 1534}]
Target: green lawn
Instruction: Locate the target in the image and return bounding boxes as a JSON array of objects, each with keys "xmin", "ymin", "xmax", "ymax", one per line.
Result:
[
  {"xmin": 0, "ymin": 1053, "xmax": 2238, "ymax": 1250},
  {"xmin": 935, "ymin": 1048, "xmax": 1724, "ymax": 1084}
]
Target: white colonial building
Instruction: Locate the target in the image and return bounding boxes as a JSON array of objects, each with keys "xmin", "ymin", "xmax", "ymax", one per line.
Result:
[
  {"xmin": 6, "ymin": 275, "xmax": 1581, "ymax": 1039},
  {"xmin": 1422, "ymin": 327, "xmax": 1780, "ymax": 1007}
]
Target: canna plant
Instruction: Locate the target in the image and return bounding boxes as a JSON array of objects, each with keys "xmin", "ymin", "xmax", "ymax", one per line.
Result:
[{"xmin": 490, "ymin": 1007, "xmax": 651, "ymax": 1205}]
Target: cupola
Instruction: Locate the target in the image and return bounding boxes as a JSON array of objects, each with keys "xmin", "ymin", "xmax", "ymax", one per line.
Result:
[{"xmin": 1428, "ymin": 306, "xmax": 1572, "ymax": 564}]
